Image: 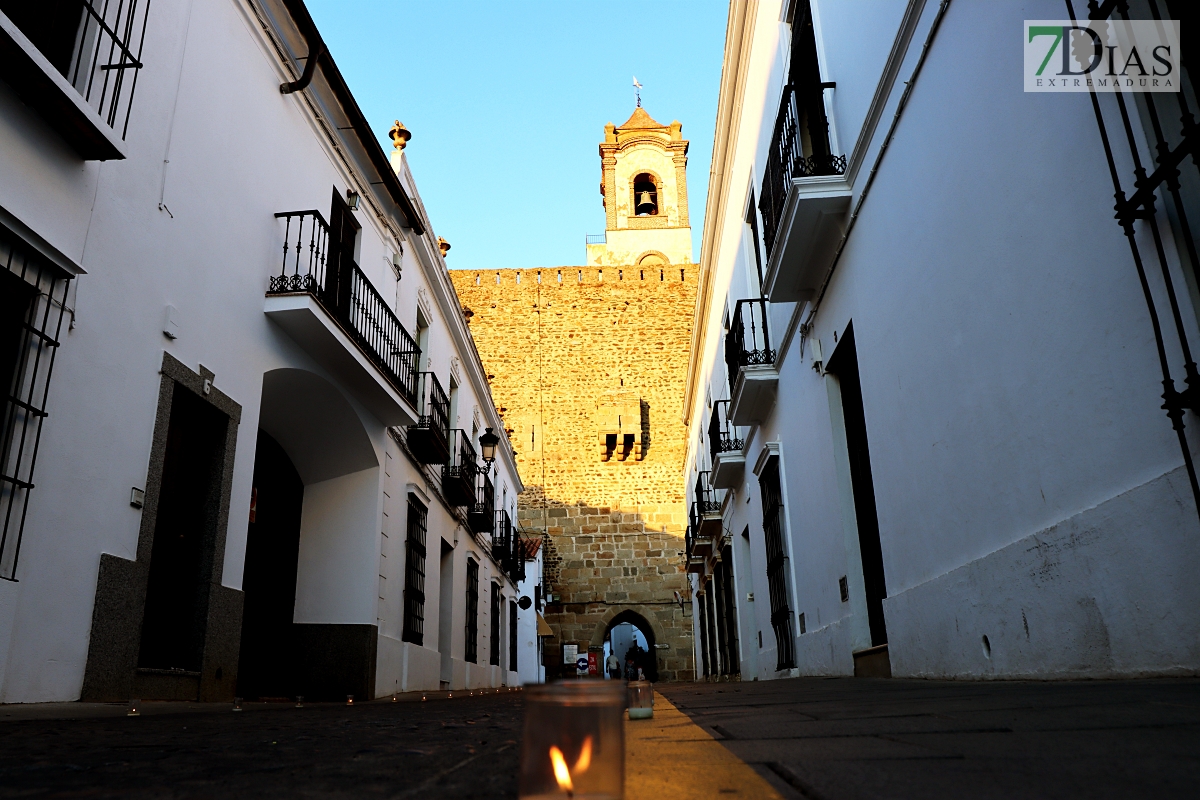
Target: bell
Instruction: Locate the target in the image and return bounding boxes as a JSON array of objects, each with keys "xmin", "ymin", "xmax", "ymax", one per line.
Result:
[{"xmin": 636, "ymin": 191, "xmax": 655, "ymax": 215}]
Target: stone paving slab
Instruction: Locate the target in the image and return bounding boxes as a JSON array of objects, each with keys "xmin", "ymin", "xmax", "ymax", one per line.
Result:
[
  {"xmin": 660, "ymin": 677, "xmax": 1200, "ymax": 799},
  {"xmin": 625, "ymin": 691, "xmax": 783, "ymax": 800}
]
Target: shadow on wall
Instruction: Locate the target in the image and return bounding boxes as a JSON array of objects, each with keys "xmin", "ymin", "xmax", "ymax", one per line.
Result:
[{"xmin": 518, "ymin": 489, "xmax": 690, "ymax": 682}]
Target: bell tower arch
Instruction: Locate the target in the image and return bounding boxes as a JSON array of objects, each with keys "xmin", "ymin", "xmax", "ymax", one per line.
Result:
[{"xmin": 588, "ymin": 107, "xmax": 692, "ymax": 266}]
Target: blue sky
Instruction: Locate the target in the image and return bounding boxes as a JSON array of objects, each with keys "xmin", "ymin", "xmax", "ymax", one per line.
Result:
[{"xmin": 306, "ymin": 0, "xmax": 729, "ymax": 271}]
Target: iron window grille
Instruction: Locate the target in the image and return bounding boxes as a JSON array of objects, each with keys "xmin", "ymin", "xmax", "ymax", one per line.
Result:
[
  {"xmin": 759, "ymin": 457, "xmax": 795, "ymax": 670},
  {"xmin": 1070, "ymin": 0, "xmax": 1200, "ymax": 522},
  {"xmin": 759, "ymin": 0, "xmax": 846, "ymax": 257},
  {"xmin": 708, "ymin": 399, "xmax": 744, "ymax": 463},
  {"xmin": 697, "ymin": 589, "xmax": 711, "ymax": 677},
  {"xmin": 719, "ymin": 545, "xmax": 740, "ymax": 675},
  {"xmin": 401, "ymin": 494, "xmax": 428, "ymax": 646},
  {"xmin": 509, "ymin": 599, "xmax": 518, "ymax": 672},
  {"xmin": 0, "ymin": 0, "xmax": 151, "ymax": 138},
  {"xmin": 465, "ymin": 557, "xmax": 479, "ymax": 663},
  {"xmin": 271, "ymin": 210, "xmax": 420, "ymax": 405},
  {"xmin": 490, "ymin": 583, "xmax": 501, "ymax": 667},
  {"xmin": 724, "ymin": 298, "xmax": 776, "ymax": 399},
  {"xmin": 0, "ymin": 226, "xmax": 71, "ymax": 581}
]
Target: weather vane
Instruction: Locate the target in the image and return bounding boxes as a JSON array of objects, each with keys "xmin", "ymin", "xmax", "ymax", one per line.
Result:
[{"xmin": 633, "ymin": 76, "xmax": 642, "ymax": 108}]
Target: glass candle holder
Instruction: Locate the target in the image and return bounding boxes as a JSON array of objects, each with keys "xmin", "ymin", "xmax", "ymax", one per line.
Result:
[
  {"xmin": 519, "ymin": 680, "xmax": 625, "ymax": 799},
  {"xmin": 626, "ymin": 681, "xmax": 654, "ymax": 720}
]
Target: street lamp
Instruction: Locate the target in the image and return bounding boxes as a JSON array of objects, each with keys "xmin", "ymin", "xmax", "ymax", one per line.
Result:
[{"xmin": 479, "ymin": 427, "xmax": 500, "ymax": 465}]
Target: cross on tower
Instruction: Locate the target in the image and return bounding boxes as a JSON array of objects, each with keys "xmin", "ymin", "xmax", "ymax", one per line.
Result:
[{"xmin": 632, "ymin": 76, "xmax": 642, "ymax": 108}]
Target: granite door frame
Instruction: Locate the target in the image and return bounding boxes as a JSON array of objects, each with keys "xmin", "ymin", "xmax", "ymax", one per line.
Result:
[{"xmin": 81, "ymin": 352, "xmax": 244, "ymax": 702}]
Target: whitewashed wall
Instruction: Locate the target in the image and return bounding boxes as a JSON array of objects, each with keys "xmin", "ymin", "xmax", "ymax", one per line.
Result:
[
  {"xmin": 0, "ymin": 0, "xmax": 523, "ymax": 701},
  {"xmin": 688, "ymin": 0, "xmax": 1200, "ymax": 681}
]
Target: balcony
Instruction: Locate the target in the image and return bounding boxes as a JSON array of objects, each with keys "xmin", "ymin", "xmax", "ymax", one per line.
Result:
[
  {"xmin": 441, "ymin": 429, "xmax": 477, "ymax": 507},
  {"xmin": 468, "ymin": 471, "xmax": 495, "ymax": 535},
  {"xmin": 509, "ymin": 529, "xmax": 527, "ymax": 583},
  {"xmin": 407, "ymin": 372, "xmax": 450, "ymax": 464},
  {"xmin": 758, "ymin": 83, "xmax": 851, "ymax": 304},
  {"xmin": 725, "ymin": 299, "xmax": 778, "ymax": 426},
  {"xmin": 708, "ymin": 400, "xmax": 745, "ymax": 490},
  {"xmin": 690, "ymin": 471, "xmax": 722, "ymax": 558},
  {"xmin": 266, "ymin": 211, "xmax": 419, "ymax": 426},
  {"xmin": 0, "ymin": 2, "xmax": 148, "ymax": 160},
  {"xmin": 685, "ymin": 526, "xmax": 705, "ymax": 574}
]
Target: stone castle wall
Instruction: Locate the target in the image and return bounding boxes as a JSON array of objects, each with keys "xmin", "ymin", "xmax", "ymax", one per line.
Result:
[{"xmin": 450, "ymin": 265, "xmax": 697, "ymax": 681}]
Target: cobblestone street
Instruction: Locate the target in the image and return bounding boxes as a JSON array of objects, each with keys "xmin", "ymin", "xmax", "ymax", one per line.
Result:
[
  {"xmin": 0, "ymin": 691, "xmax": 521, "ymax": 799},
  {"xmin": 3, "ymin": 678, "xmax": 1198, "ymax": 798}
]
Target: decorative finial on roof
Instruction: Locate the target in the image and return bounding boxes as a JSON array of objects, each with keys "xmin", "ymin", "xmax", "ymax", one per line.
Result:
[
  {"xmin": 438, "ymin": 236, "xmax": 451, "ymax": 256},
  {"xmin": 389, "ymin": 120, "xmax": 411, "ymax": 151},
  {"xmin": 632, "ymin": 76, "xmax": 643, "ymax": 107}
]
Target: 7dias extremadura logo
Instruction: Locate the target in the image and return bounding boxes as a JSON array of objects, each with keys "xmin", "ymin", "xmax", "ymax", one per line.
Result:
[{"xmin": 1025, "ymin": 20, "xmax": 1180, "ymax": 92}]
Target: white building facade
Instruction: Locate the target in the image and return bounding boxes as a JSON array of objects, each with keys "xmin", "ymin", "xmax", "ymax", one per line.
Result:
[
  {"xmin": 0, "ymin": 0, "xmax": 529, "ymax": 703},
  {"xmin": 685, "ymin": 0, "xmax": 1200, "ymax": 681}
]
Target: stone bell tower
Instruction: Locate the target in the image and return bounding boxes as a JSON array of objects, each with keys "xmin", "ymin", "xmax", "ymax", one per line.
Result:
[{"xmin": 586, "ymin": 106, "xmax": 692, "ymax": 267}]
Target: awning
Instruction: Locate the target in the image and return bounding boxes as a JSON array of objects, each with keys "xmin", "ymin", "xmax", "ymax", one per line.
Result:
[{"xmin": 536, "ymin": 613, "xmax": 554, "ymax": 637}]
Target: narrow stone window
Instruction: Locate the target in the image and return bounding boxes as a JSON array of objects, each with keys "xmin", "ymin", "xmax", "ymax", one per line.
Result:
[
  {"xmin": 640, "ymin": 270, "xmax": 644, "ymax": 280},
  {"xmin": 557, "ymin": 270, "xmax": 562, "ymax": 283},
  {"xmin": 474, "ymin": 274, "xmax": 480, "ymax": 285},
  {"xmin": 598, "ymin": 270, "xmax": 603, "ymax": 281},
  {"xmin": 537, "ymin": 271, "xmax": 542, "ymax": 284},
  {"xmin": 578, "ymin": 270, "xmax": 582, "ymax": 283},
  {"xmin": 680, "ymin": 268, "xmax": 685, "ymax": 281},
  {"xmin": 516, "ymin": 272, "xmax": 521, "ymax": 284},
  {"xmin": 619, "ymin": 269, "xmax": 623, "ymax": 281},
  {"xmin": 660, "ymin": 269, "xmax": 664, "ymax": 282},
  {"xmin": 495, "ymin": 272, "xmax": 500, "ymax": 285}
]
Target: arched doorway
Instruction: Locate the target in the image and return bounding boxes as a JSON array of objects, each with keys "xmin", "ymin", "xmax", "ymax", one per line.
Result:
[
  {"xmin": 236, "ymin": 430, "xmax": 303, "ymax": 699},
  {"xmin": 600, "ymin": 610, "xmax": 658, "ymax": 682},
  {"xmin": 236, "ymin": 368, "xmax": 380, "ymax": 699}
]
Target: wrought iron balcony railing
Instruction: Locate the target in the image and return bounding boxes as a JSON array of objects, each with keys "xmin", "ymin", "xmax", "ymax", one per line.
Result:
[
  {"xmin": 468, "ymin": 471, "xmax": 495, "ymax": 535},
  {"xmin": 407, "ymin": 372, "xmax": 450, "ymax": 464},
  {"xmin": 4, "ymin": 0, "xmax": 150, "ymax": 140},
  {"xmin": 441, "ymin": 429, "xmax": 477, "ymax": 507},
  {"xmin": 758, "ymin": 83, "xmax": 846, "ymax": 257},
  {"xmin": 692, "ymin": 471, "xmax": 722, "ymax": 522},
  {"xmin": 271, "ymin": 210, "xmax": 419, "ymax": 405},
  {"xmin": 724, "ymin": 298, "xmax": 776, "ymax": 398},
  {"xmin": 708, "ymin": 400, "xmax": 744, "ymax": 464}
]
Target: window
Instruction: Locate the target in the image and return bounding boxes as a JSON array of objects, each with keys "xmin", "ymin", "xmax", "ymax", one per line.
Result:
[
  {"xmin": 0, "ymin": 226, "xmax": 71, "ymax": 579},
  {"xmin": 465, "ymin": 558, "xmax": 479, "ymax": 663},
  {"xmin": 402, "ymin": 495, "xmax": 428, "ymax": 645},
  {"xmin": 490, "ymin": 583, "xmax": 501, "ymax": 666},
  {"xmin": 759, "ymin": 456, "xmax": 795, "ymax": 670},
  {"xmin": 0, "ymin": 0, "xmax": 150, "ymax": 149},
  {"xmin": 633, "ymin": 173, "xmax": 659, "ymax": 216}
]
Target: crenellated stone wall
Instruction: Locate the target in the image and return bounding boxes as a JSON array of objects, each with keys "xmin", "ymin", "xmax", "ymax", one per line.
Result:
[{"xmin": 450, "ymin": 265, "xmax": 696, "ymax": 681}]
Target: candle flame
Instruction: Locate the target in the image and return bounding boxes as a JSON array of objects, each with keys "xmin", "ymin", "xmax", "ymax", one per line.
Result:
[
  {"xmin": 549, "ymin": 746, "xmax": 573, "ymax": 793},
  {"xmin": 573, "ymin": 736, "xmax": 593, "ymax": 775}
]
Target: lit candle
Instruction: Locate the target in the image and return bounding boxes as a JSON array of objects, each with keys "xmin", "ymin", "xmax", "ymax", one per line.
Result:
[{"xmin": 519, "ymin": 682, "xmax": 623, "ymax": 799}]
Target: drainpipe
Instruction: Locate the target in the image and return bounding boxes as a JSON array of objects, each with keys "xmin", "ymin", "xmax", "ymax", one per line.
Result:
[{"xmin": 280, "ymin": 26, "xmax": 324, "ymax": 94}]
